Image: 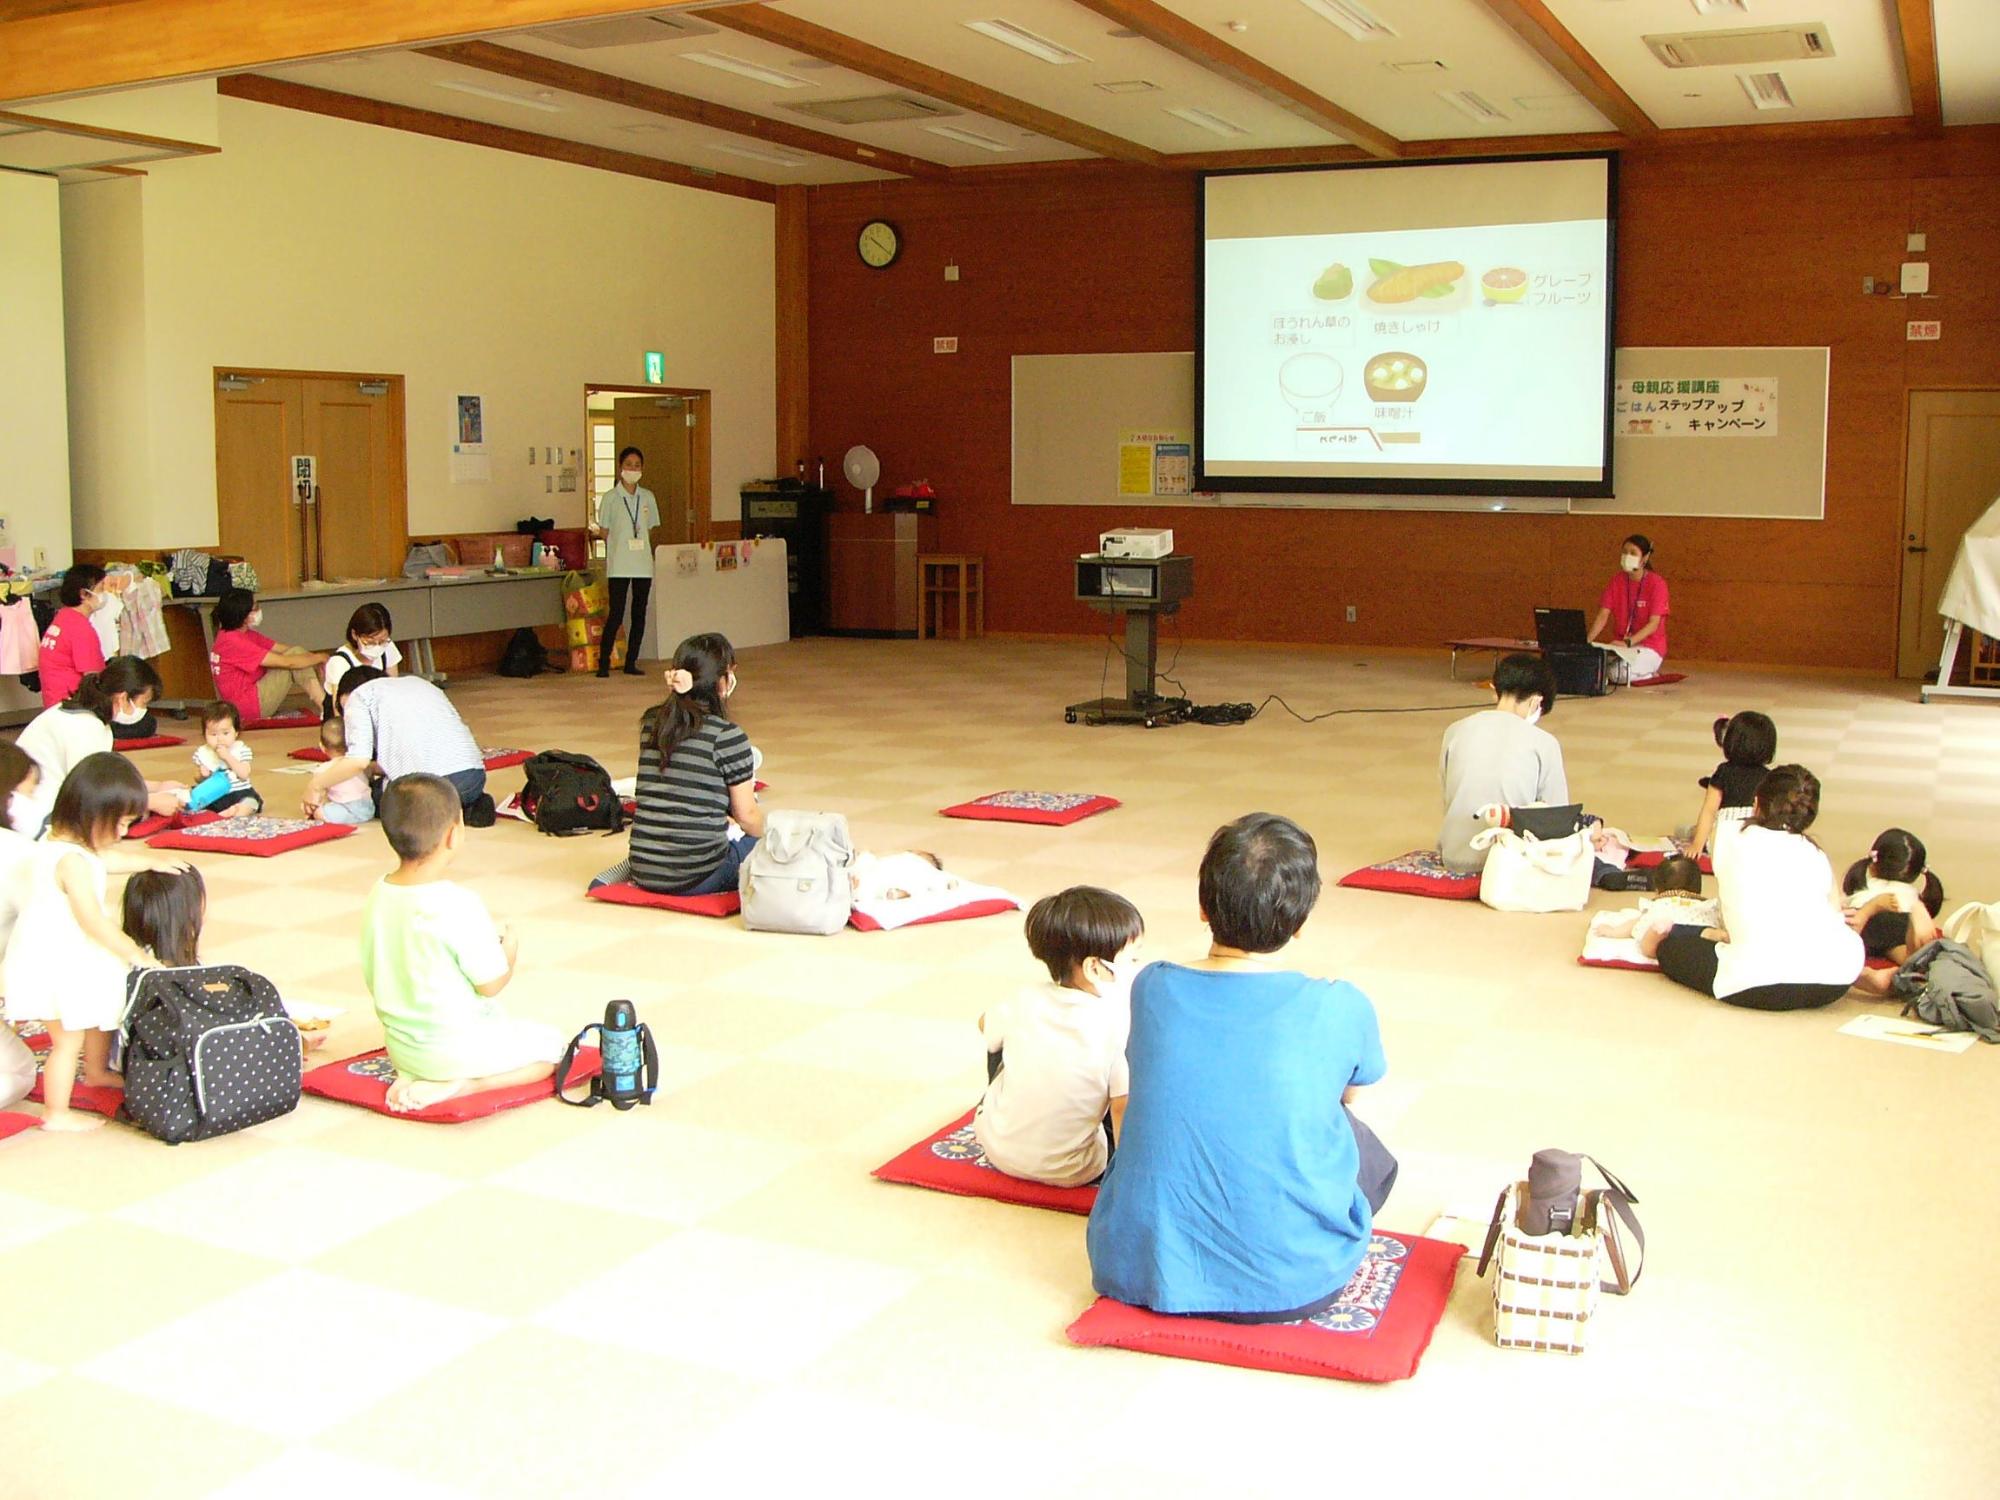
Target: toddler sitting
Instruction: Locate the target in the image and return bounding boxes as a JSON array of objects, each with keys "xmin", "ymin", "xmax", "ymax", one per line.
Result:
[
  {"xmin": 313, "ymin": 717, "xmax": 376, "ymax": 825},
  {"xmin": 851, "ymin": 849, "xmax": 956, "ymax": 904}
]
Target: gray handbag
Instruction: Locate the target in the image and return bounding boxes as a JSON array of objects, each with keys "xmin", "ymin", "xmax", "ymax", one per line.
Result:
[{"xmin": 738, "ymin": 811, "xmax": 854, "ymax": 935}]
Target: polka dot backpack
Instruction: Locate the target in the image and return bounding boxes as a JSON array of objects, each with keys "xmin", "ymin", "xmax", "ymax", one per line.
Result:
[{"xmin": 121, "ymin": 965, "xmax": 303, "ymax": 1144}]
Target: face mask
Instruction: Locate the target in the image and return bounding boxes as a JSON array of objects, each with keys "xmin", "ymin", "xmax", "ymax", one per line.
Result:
[
  {"xmin": 622, "ymin": 469, "xmax": 642, "ymax": 487},
  {"xmin": 112, "ymin": 701, "xmax": 148, "ymax": 726},
  {"xmin": 98, "ymin": 593, "xmax": 125, "ymax": 623},
  {"xmin": 722, "ymin": 670, "xmax": 737, "ymax": 699},
  {"xmin": 1524, "ymin": 701, "xmax": 1544, "ymax": 727},
  {"xmin": 358, "ymin": 642, "xmax": 388, "ymax": 662},
  {"xmin": 1620, "ymin": 554, "xmax": 1642, "ymax": 575},
  {"xmin": 247, "ymin": 609, "xmax": 263, "ymax": 629}
]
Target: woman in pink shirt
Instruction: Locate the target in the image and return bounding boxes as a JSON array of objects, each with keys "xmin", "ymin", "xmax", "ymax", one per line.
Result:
[
  {"xmin": 1588, "ymin": 533, "xmax": 1670, "ymax": 683},
  {"xmin": 37, "ymin": 564, "xmax": 111, "ymax": 709},
  {"xmin": 208, "ymin": 588, "xmax": 328, "ymax": 723}
]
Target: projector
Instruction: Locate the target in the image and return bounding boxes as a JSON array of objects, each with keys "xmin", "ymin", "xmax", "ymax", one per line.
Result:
[{"xmin": 1099, "ymin": 527, "xmax": 1173, "ymax": 559}]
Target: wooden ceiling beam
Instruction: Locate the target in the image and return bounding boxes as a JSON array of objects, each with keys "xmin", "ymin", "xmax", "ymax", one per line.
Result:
[
  {"xmin": 420, "ymin": 39, "xmax": 952, "ymax": 179},
  {"xmin": 0, "ymin": 104, "xmax": 217, "ymax": 155},
  {"xmin": 1893, "ymin": 0, "xmax": 1943, "ymax": 135},
  {"xmin": 1064, "ymin": 0, "xmax": 1398, "ymax": 160},
  {"xmin": 705, "ymin": 2, "xmax": 1165, "ymax": 167},
  {"xmin": 0, "ymin": 0, "xmax": 710, "ymax": 106},
  {"xmin": 216, "ymin": 73, "xmax": 775, "ymax": 202},
  {"xmin": 1474, "ymin": 0, "xmax": 1657, "ymax": 140}
]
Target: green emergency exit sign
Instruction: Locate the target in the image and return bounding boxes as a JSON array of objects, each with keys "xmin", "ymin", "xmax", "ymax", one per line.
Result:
[{"xmin": 643, "ymin": 351, "xmax": 664, "ymax": 385}]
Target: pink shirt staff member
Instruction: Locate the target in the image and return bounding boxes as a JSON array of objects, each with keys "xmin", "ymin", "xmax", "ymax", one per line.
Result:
[
  {"xmin": 208, "ymin": 587, "xmax": 328, "ymax": 723},
  {"xmin": 1588, "ymin": 533, "xmax": 1670, "ymax": 683}
]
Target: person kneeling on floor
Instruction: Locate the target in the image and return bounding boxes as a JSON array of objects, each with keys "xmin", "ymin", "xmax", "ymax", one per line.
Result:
[
  {"xmin": 974, "ymin": 885, "xmax": 1143, "ymax": 1189},
  {"xmin": 1086, "ymin": 813, "xmax": 1397, "ymax": 1323},
  {"xmin": 360, "ymin": 773, "xmax": 563, "ymax": 1114}
]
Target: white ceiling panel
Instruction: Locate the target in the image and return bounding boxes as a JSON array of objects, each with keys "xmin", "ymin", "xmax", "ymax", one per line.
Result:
[
  {"xmin": 1935, "ymin": 0, "xmax": 2000, "ymax": 124},
  {"xmin": 257, "ymin": 51, "xmax": 897, "ymax": 185},
  {"xmin": 777, "ymin": 0, "xmax": 1344, "ymax": 150},
  {"xmin": 496, "ymin": 24, "xmax": 1093, "ymax": 168},
  {"xmin": 1153, "ymin": 0, "xmax": 1616, "ymax": 139},
  {"xmin": 1546, "ymin": 0, "xmax": 1909, "ymax": 128}
]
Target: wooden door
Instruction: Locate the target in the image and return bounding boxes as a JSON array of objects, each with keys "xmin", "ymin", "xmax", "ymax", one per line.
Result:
[
  {"xmin": 305, "ymin": 377, "xmax": 403, "ymax": 581},
  {"xmin": 1898, "ymin": 391, "xmax": 2000, "ymax": 677},
  {"xmin": 613, "ymin": 396, "xmax": 696, "ymax": 546},
  {"xmin": 215, "ymin": 375, "xmax": 305, "ymax": 589}
]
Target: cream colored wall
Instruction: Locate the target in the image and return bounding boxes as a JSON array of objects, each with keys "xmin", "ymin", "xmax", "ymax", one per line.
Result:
[
  {"xmin": 0, "ymin": 169, "xmax": 74, "ymax": 567},
  {"xmin": 66, "ymin": 95, "xmax": 775, "ymax": 549},
  {"xmin": 59, "ymin": 175, "xmax": 151, "ymax": 551}
]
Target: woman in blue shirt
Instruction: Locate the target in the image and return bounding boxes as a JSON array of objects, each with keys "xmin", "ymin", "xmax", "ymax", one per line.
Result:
[{"xmin": 1086, "ymin": 812, "xmax": 1397, "ymax": 1322}]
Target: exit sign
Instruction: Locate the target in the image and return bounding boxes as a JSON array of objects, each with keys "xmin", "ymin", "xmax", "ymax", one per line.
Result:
[
  {"xmin": 643, "ymin": 350, "xmax": 665, "ymax": 383},
  {"xmin": 1907, "ymin": 320, "xmax": 1942, "ymax": 341}
]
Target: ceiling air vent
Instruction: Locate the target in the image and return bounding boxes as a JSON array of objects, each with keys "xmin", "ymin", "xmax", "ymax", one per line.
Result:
[
  {"xmin": 528, "ymin": 12, "xmax": 719, "ymax": 48},
  {"xmin": 1645, "ymin": 23, "xmax": 1833, "ymax": 68},
  {"xmin": 1440, "ymin": 89, "xmax": 1508, "ymax": 123},
  {"xmin": 1738, "ymin": 71, "xmax": 1795, "ymax": 110},
  {"xmin": 787, "ymin": 95, "xmax": 957, "ymax": 125}
]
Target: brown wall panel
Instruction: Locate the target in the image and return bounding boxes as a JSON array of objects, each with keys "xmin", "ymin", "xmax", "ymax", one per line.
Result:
[{"xmin": 805, "ymin": 130, "xmax": 2000, "ymax": 670}]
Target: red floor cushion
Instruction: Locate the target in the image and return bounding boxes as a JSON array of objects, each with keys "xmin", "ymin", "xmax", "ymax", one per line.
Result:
[
  {"xmin": 0, "ymin": 1111, "xmax": 39, "ymax": 1140},
  {"xmin": 301, "ymin": 1046, "xmax": 600, "ymax": 1122},
  {"xmin": 1625, "ymin": 849, "xmax": 1713, "ymax": 874},
  {"xmin": 849, "ymin": 896, "xmax": 1020, "ymax": 932},
  {"xmin": 587, "ymin": 883, "xmax": 741, "ymax": 916},
  {"xmin": 112, "ymin": 734, "xmax": 187, "ymax": 751},
  {"xmin": 872, "ymin": 1110, "xmax": 1098, "ymax": 1215},
  {"xmin": 1578, "ymin": 955, "xmax": 1658, "ymax": 972},
  {"xmin": 1630, "ymin": 673, "xmax": 1687, "ymax": 688},
  {"xmin": 1066, "ymin": 1231, "xmax": 1461, "ymax": 1383},
  {"xmin": 940, "ymin": 791, "xmax": 1120, "ymax": 826},
  {"xmin": 124, "ymin": 810, "xmax": 219, "ymax": 841},
  {"xmin": 149, "ymin": 817, "xmax": 355, "ymax": 857},
  {"xmin": 25, "ymin": 1063, "xmax": 124, "ymax": 1116},
  {"xmin": 240, "ymin": 713, "xmax": 320, "ymax": 731},
  {"xmin": 1337, "ymin": 851, "xmax": 1481, "ymax": 900},
  {"xmin": 478, "ymin": 748, "xmax": 533, "ymax": 771},
  {"xmin": 287, "ymin": 746, "xmax": 331, "ymax": 762}
]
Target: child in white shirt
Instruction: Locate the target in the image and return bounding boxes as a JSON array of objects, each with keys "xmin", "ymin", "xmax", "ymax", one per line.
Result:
[
  {"xmin": 192, "ymin": 701, "xmax": 261, "ymax": 818},
  {"xmin": 974, "ymin": 885, "xmax": 1143, "ymax": 1188},
  {"xmin": 1587, "ymin": 856, "xmax": 1719, "ymax": 946},
  {"xmin": 851, "ymin": 849, "xmax": 957, "ymax": 904}
]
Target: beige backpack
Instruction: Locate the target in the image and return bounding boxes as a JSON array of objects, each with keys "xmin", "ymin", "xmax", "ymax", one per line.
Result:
[{"xmin": 1941, "ymin": 901, "xmax": 2000, "ymax": 976}]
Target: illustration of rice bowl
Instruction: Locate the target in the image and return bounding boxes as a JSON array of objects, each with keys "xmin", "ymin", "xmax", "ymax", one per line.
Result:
[
  {"xmin": 1364, "ymin": 352, "xmax": 1427, "ymax": 403},
  {"xmin": 1481, "ymin": 267, "xmax": 1527, "ymax": 304},
  {"xmin": 1278, "ymin": 352, "xmax": 1343, "ymax": 415}
]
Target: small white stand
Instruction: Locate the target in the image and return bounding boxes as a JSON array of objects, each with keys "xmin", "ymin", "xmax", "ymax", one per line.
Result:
[{"xmin": 1920, "ymin": 619, "xmax": 2000, "ymax": 702}]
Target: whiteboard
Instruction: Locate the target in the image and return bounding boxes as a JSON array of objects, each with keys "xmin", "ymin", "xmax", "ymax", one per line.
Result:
[{"xmin": 1011, "ymin": 346, "xmax": 1827, "ymax": 518}]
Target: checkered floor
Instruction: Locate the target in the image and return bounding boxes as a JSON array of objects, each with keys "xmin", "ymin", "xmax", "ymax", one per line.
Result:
[{"xmin": 5, "ymin": 639, "xmax": 1998, "ymax": 1498}]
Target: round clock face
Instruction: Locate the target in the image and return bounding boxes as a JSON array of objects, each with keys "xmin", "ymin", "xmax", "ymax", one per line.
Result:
[{"xmin": 858, "ymin": 219, "xmax": 900, "ymax": 269}]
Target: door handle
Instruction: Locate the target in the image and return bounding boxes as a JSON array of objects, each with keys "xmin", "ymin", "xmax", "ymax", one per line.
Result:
[{"xmin": 1906, "ymin": 545, "xmax": 1929, "ymax": 554}]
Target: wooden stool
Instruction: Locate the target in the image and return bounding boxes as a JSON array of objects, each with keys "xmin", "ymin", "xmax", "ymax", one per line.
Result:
[{"xmin": 917, "ymin": 554, "xmax": 984, "ymax": 640}]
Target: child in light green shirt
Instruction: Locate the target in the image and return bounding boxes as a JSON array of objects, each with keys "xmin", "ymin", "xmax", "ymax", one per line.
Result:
[{"xmin": 360, "ymin": 773, "xmax": 561, "ymax": 1113}]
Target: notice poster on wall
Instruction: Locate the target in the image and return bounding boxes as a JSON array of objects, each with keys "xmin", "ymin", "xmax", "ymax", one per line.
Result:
[
  {"xmin": 1613, "ymin": 377, "xmax": 1777, "ymax": 437},
  {"xmin": 1118, "ymin": 429, "xmax": 1193, "ymax": 497},
  {"xmin": 451, "ymin": 393, "xmax": 490, "ymax": 484}
]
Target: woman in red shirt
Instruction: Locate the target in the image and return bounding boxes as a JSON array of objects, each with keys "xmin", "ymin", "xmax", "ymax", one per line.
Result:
[
  {"xmin": 1588, "ymin": 533, "xmax": 1670, "ymax": 683},
  {"xmin": 37, "ymin": 564, "xmax": 111, "ymax": 709},
  {"xmin": 208, "ymin": 588, "xmax": 328, "ymax": 723}
]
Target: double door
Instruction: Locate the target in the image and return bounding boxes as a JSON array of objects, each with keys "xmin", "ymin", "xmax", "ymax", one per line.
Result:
[
  {"xmin": 215, "ymin": 371, "xmax": 406, "ymax": 590},
  {"xmin": 1899, "ymin": 390, "xmax": 2000, "ymax": 677}
]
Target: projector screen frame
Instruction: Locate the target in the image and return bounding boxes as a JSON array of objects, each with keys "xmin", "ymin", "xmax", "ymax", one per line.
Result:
[{"xmin": 1195, "ymin": 150, "xmax": 1620, "ymax": 501}]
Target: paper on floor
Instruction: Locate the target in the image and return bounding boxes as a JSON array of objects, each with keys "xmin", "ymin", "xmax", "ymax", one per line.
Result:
[{"xmin": 1838, "ymin": 1014, "xmax": 1978, "ymax": 1054}]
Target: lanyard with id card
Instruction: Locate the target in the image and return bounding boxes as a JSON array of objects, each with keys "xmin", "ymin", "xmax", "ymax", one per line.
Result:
[{"xmin": 622, "ymin": 490, "xmax": 648, "ymax": 554}]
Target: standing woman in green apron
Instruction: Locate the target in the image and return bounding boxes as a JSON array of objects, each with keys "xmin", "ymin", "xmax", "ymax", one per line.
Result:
[{"xmin": 591, "ymin": 445, "xmax": 661, "ymax": 678}]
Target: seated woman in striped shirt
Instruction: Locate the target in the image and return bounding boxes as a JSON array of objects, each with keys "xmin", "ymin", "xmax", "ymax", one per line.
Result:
[{"xmin": 592, "ymin": 632, "xmax": 763, "ymax": 897}]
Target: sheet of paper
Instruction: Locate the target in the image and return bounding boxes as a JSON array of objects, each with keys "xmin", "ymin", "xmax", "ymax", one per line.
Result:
[
  {"xmin": 1425, "ymin": 1210, "xmax": 1494, "ymax": 1255},
  {"xmin": 1837, "ymin": 1014, "xmax": 1978, "ymax": 1054},
  {"xmin": 1596, "ymin": 641, "xmax": 1641, "ymax": 665}
]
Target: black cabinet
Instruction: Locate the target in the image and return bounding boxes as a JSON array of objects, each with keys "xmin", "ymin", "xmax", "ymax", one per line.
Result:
[{"xmin": 740, "ymin": 484, "xmax": 830, "ymax": 636}]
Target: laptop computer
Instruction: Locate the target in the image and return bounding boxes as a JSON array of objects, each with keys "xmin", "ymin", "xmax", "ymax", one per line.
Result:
[{"xmin": 1534, "ymin": 608, "xmax": 1590, "ymax": 650}]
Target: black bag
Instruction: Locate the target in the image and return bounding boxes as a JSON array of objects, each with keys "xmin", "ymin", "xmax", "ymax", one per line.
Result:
[
  {"xmin": 519, "ymin": 751, "xmax": 625, "ymax": 837},
  {"xmin": 1507, "ymin": 803, "xmax": 1585, "ymax": 841},
  {"xmin": 1546, "ymin": 647, "xmax": 1609, "ymax": 698},
  {"xmin": 497, "ymin": 627, "xmax": 549, "ymax": 678},
  {"xmin": 121, "ymin": 965, "xmax": 302, "ymax": 1144}
]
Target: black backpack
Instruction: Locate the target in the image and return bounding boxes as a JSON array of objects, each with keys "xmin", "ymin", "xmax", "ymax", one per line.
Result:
[
  {"xmin": 121, "ymin": 965, "xmax": 302, "ymax": 1144},
  {"xmin": 519, "ymin": 751, "xmax": 625, "ymax": 837},
  {"xmin": 498, "ymin": 627, "xmax": 549, "ymax": 678}
]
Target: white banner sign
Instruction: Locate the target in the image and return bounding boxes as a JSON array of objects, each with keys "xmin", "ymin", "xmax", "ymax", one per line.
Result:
[{"xmin": 1614, "ymin": 377, "xmax": 1776, "ymax": 437}]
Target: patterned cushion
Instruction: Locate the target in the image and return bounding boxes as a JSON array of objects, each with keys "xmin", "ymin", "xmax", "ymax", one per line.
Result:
[
  {"xmin": 1337, "ymin": 850, "xmax": 1481, "ymax": 900},
  {"xmin": 148, "ymin": 817, "xmax": 355, "ymax": 857},
  {"xmin": 300, "ymin": 1047, "xmax": 601, "ymax": 1122},
  {"xmin": 112, "ymin": 734, "xmax": 187, "ymax": 751},
  {"xmin": 940, "ymin": 791, "xmax": 1120, "ymax": 826},
  {"xmin": 871, "ymin": 1110, "xmax": 1098, "ymax": 1215}
]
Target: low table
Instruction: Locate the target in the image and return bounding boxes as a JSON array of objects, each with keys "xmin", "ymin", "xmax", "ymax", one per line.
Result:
[{"xmin": 1446, "ymin": 636, "xmax": 1538, "ymax": 679}]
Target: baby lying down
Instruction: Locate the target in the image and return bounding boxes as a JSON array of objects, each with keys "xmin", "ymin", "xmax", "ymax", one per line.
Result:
[
  {"xmin": 1586, "ymin": 855, "xmax": 1720, "ymax": 951},
  {"xmin": 852, "ymin": 850, "xmax": 958, "ymax": 904}
]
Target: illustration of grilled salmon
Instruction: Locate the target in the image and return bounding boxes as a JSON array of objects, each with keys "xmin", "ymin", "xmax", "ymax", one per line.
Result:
[{"xmin": 1366, "ymin": 260, "xmax": 1464, "ymax": 303}]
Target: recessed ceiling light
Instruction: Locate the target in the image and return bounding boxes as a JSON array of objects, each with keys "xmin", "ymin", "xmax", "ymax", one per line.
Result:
[
  {"xmin": 436, "ymin": 80, "xmax": 565, "ymax": 112},
  {"xmin": 1512, "ymin": 93, "xmax": 1589, "ymax": 112},
  {"xmin": 680, "ymin": 51, "xmax": 813, "ymax": 89},
  {"xmin": 1384, "ymin": 59, "xmax": 1447, "ymax": 74},
  {"xmin": 705, "ymin": 141, "xmax": 808, "ymax": 167},
  {"xmin": 1738, "ymin": 70, "xmax": 1794, "ymax": 110},
  {"xmin": 1691, "ymin": 0, "xmax": 1750, "ymax": 14},
  {"xmin": 1439, "ymin": 89, "xmax": 1508, "ymax": 123},
  {"xmin": 1165, "ymin": 105, "xmax": 1250, "ymax": 138},
  {"xmin": 1095, "ymin": 79, "xmax": 1161, "ymax": 94},
  {"xmin": 925, "ymin": 124, "xmax": 1014, "ymax": 152},
  {"xmin": 964, "ymin": 18, "xmax": 1090, "ymax": 65},
  {"xmin": 1298, "ymin": 0, "xmax": 1398, "ymax": 42}
]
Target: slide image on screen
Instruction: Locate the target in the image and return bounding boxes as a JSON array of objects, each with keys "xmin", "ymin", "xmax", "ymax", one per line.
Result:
[{"xmin": 1200, "ymin": 154, "xmax": 1615, "ymax": 496}]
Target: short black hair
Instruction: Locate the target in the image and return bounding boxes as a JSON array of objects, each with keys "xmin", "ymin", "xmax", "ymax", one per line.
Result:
[
  {"xmin": 122, "ymin": 867, "xmax": 206, "ymax": 969},
  {"xmin": 60, "ymin": 564, "xmax": 107, "ymax": 608},
  {"xmin": 1716, "ymin": 710, "xmax": 1777, "ymax": 768},
  {"xmin": 1024, "ymin": 886, "xmax": 1144, "ymax": 984},
  {"xmin": 334, "ymin": 664, "xmax": 387, "ymax": 714},
  {"xmin": 49, "ymin": 751, "xmax": 148, "ymax": 848},
  {"xmin": 1493, "ymin": 652, "xmax": 1556, "ymax": 718},
  {"xmin": 1198, "ymin": 812, "xmax": 1322, "ymax": 953},
  {"xmin": 1623, "ymin": 534, "xmax": 1654, "ymax": 559},
  {"xmin": 618, "ymin": 446, "xmax": 644, "ymax": 467},
  {"xmin": 346, "ymin": 602, "xmax": 393, "ymax": 645},
  {"xmin": 1650, "ymin": 855, "xmax": 1703, "ymax": 896},
  {"xmin": 213, "ymin": 587, "xmax": 257, "ymax": 632},
  {"xmin": 379, "ymin": 773, "xmax": 461, "ymax": 863},
  {"xmin": 199, "ymin": 700, "xmax": 241, "ymax": 732},
  {"xmin": 1868, "ymin": 827, "xmax": 1927, "ymax": 885}
]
